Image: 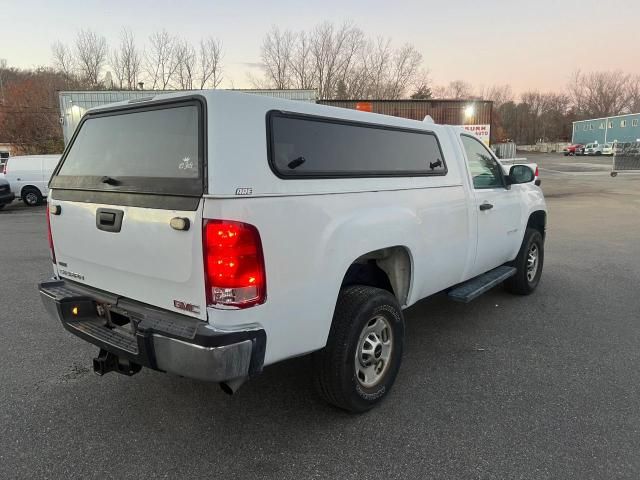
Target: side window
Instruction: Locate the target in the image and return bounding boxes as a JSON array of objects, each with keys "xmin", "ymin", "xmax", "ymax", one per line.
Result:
[
  {"xmin": 461, "ymin": 135, "xmax": 504, "ymax": 189},
  {"xmin": 268, "ymin": 112, "xmax": 446, "ymax": 177}
]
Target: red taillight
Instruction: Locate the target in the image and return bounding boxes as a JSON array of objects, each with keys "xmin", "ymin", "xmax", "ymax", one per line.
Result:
[
  {"xmin": 203, "ymin": 220, "xmax": 266, "ymax": 308},
  {"xmin": 46, "ymin": 204, "xmax": 56, "ymax": 264},
  {"xmin": 534, "ymin": 166, "xmax": 539, "ymax": 177}
]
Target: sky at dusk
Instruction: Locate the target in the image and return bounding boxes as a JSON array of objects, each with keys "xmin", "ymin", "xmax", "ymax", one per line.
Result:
[{"xmin": 1, "ymin": 0, "xmax": 639, "ymax": 95}]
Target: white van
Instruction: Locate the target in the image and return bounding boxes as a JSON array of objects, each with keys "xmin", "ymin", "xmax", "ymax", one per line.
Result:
[{"xmin": 4, "ymin": 155, "xmax": 61, "ymax": 206}]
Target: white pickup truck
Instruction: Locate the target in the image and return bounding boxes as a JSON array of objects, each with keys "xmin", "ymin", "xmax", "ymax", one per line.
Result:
[{"xmin": 39, "ymin": 91, "xmax": 546, "ymax": 412}]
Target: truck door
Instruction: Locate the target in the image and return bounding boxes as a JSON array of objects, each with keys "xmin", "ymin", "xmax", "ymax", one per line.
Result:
[{"xmin": 460, "ymin": 134, "xmax": 521, "ymax": 277}]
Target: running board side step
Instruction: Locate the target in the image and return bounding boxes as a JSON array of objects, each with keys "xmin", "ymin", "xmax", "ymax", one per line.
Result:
[{"xmin": 448, "ymin": 266, "xmax": 516, "ymax": 303}]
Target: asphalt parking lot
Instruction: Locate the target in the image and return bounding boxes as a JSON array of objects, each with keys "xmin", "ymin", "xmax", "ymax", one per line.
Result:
[{"xmin": 1, "ymin": 153, "xmax": 639, "ymax": 479}]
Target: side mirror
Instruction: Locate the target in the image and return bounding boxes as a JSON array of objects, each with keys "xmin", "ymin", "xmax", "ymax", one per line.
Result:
[{"xmin": 507, "ymin": 165, "xmax": 535, "ymax": 185}]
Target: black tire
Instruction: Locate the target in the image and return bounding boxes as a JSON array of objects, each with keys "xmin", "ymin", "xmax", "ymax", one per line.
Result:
[
  {"xmin": 314, "ymin": 285, "xmax": 404, "ymax": 413},
  {"xmin": 22, "ymin": 187, "xmax": 42, "ymax": 206},
  {"xmin": 0, "ymin": 204, "xmax": 5, "ymax": 210},
  {"xmin": 596, "ymin": 151, "xmax": 602, "ymax": 156},
  {"xmin": 505, "ymin": 228, "xmax": 544, "ymax": 295}
]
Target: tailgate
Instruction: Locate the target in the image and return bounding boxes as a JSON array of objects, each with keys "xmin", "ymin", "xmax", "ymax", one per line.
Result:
[
  {"xmin": 48, "ymin": 97, "xmax": 207, "ymax": 319},
  {"xmin": 49, "ymin": 199, "xmax": 206, "ymax": 319}
]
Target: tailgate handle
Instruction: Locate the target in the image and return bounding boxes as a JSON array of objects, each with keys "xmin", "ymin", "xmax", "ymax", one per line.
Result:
[
  {"xmin": 96, "ymin": 208, "xmax": 124, "ymax": 233},
  {"xmin": 100, "ymin": 212, "xmax": 115, "ymax": 225}
]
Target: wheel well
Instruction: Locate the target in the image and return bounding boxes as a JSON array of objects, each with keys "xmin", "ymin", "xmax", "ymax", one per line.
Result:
[
  {"xmin": 21, "ymin": 185, "xmax": 41, "ymax": 196},
  {"xmin": 341, "ymin": 246, "xmax": 411, "ymax": 306},
  {"xmin": 527, "ymin": 211, "xmax": 546, "ymax": 240}
]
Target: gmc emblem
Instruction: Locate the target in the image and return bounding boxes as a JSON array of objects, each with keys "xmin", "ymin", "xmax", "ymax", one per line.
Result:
[{"xmin": 173, "ymin": 300, "xmax": 200, "ymax": 314}]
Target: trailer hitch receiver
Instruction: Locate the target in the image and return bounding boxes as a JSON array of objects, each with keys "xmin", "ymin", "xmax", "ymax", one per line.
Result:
[{"xmin": 93, "ymin": 349, "xmax": 142, "ymax": 376}]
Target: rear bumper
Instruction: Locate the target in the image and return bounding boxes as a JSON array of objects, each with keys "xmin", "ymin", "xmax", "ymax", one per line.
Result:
[{"xmin": 38, "ymin": 279, "xmax": 266, "ymax": 382}]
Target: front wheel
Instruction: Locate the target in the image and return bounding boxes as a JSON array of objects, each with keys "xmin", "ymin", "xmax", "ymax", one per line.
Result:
[
  {"xmin": 505, "ymin": 228, "xmax": 544, "ymax": 295},
  {"xmin": 314, "ymin": 285, "xmax": 404, "ymax": 413},
  {"xmin": 22, "ymin": 188, "xmax": 43, "ymax": 206}
]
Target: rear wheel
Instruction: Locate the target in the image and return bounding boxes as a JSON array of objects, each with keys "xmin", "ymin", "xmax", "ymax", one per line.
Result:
[
  {"xmin": 22, "ymin": 187, "xmax": 42, "ymax": 206},
  {"xmin": 505, "ymin": 228, "xmax": 544, "ymax": 295},
  {"xmin": 314, "ymin": 285, "xmax": 404, "ymax": 413}
]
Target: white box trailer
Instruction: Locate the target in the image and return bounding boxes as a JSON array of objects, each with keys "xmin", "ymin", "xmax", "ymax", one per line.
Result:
[{"xmin": 58, "ymin": 89, "xmax": 317, "ymax": 145}]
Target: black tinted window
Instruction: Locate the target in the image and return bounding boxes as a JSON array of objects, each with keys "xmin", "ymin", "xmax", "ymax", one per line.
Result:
[
  {"xmin": 54, "ymin": 103, "xmax": 202, "ymax": 195},
  {"xmin": 269, "ymin": 113, "xmax": 446, "ymax": 177}
]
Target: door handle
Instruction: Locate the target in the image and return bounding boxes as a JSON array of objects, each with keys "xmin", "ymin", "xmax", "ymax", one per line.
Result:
[{"xmin": 479, "ymin": 202, "xmax": 494, "ymax": 211}]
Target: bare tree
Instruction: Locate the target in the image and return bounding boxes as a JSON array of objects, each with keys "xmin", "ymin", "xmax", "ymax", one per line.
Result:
[
  {"xmin": 478, "ymin": 84, "xmax": 513, "ymax": 107},
  {"xmin": 354, "ymin": 36, "xmax": 393, "ymax": 98},
  {"xmin": 0, "ymin": 58, "xmax": 7, "ymax": 104},
  {"xmin": 174, "ymin": 39, "xmax": 196, "ymax": 90},
  {"xmin": 430, "ymin": 84, "xmax": 448, "ymax": 99},
  {"xmin": 385, "ymin": 44, "xmax": 422, "ymax": 99},
  {"xmin": 51, "ymin": 41, "xmax": 76, "ymax": 78},
  {"xmin": 446, "ymin": 80, "xmax": 474, "ymax": 99},
  {"xmin": 198, "ymin": 37, "xmax": 224, "ymax": 89},
  {"xmin": 311, "ymin": 22, "xmax": 365, "ymax": 99},
  {"xmin": 246, "ymin": 71, "xmax": 272, "ymax": 89},
  {"xmin": 75, "ymin": 30, "xmax": 108, "ymax": 86},
  {"xmin": 409, "ymin": 70, "xmax": 433, "ymax": 99},
  {"xmin": 145, "ymin": 30, "xmax": 179, "ymax": 90},
  {"xmin": 625, "ymin": 75, "xmax": 640, "ymax": 113},
  {"xmin": 289, "ymin": 31, "xmax": 315, "ymax": 90},
  {"xmin": 257, "ymin": 21, "xmax": 424, "ymax": 99},
  {"xmin": 261, "ymin": 26, "xmax": 294, "ymax": 89},
  {"xmin": 110, "ymin": 28, "xmax": 141, "ymax": 90},
  {"xmin": 568, "ymin": 70, "xmax": 631, "ymax": 117}
]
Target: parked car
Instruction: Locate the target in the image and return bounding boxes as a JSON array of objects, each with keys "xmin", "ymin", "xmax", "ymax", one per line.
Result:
[
  {"xmin": 601, "ymin": 143, "xmax": 614, "ymax": 155},
  {"xmin": 0, "ymin": 177, "xmax": 15, "ymax": 209},
  {"xmin": 3, "ymin": 155, "xmax": 60, "ymax": 206},
  {"xmin": 563, "ymin": 144, "xmax": 584, "ymax": 156},
  {"xmin": 39, "ymin": 91, "xmax": 547, "ymax": 412},
  {"xmin": 584, "ymin": 143, "xmax": 604, "ymax": 156}
]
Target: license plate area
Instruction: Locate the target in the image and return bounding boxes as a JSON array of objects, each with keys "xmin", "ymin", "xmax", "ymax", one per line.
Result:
[{"xmin": 97, "ymin": 303, "xmax": 137, "ymax": 337}]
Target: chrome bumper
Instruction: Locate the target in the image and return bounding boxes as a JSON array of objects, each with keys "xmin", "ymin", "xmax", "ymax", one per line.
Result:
[{"xmin": 38, "ymin": 279, "xmax": 266, "ymax": 382}]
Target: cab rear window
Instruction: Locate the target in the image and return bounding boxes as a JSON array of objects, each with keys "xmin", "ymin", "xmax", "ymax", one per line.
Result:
[{"xmin": 52, "ymin": 100, "xmax": 203, "ymax": 196}]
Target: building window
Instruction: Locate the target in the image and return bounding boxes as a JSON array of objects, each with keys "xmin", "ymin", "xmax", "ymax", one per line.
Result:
[
  {"xmin": 608, "ymin": 121, "xmax": 613, "ymax": 128},
  {"xmin": 583, "ymin": 124, "xmax": 588, "ymax": 131},
  {"xmin": 621, "ymin": 120, "xmax": 627, "ymax": 128},
  {"xmin": 633, "ymin": 119, "xmax": 639, "ymax": 127},
  {"xmin": 599, "ymin": 122, "xmax": 605, "ymax": 129},
  {"xmin": 589, "ymin": 124, "xmax": 594, "ymax": 130}
]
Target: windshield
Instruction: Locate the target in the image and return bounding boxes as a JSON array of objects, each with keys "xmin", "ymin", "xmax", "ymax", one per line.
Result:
[{"xmin": 52, "ymin": 101, "xmax": 203, "ymax": 196}]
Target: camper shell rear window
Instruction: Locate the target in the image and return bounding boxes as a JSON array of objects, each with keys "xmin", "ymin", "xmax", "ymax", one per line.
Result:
[
  {"xmin": 267, "ymin": 111, "xmax": 447, "ymax": 178},
  {"xmin": 51, "ymin": 99, "xmax": 205, "ymax": 196}
]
